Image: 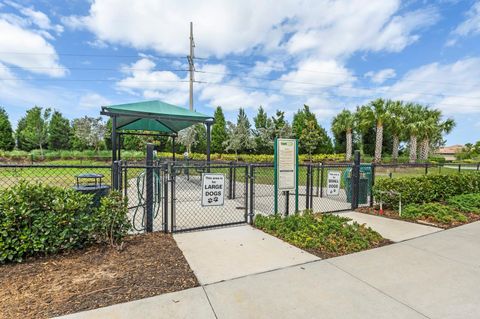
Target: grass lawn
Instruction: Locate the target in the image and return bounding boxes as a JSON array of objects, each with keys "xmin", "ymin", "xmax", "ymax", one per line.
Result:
[{"xmin": 254, "ymin": 212, "xmax": 389, "ymax": 259}]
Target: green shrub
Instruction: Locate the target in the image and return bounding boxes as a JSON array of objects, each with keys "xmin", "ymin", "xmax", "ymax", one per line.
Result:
[
  {"xmin": 402, "ymin": 203, "xmax": 467, "ymax": 224},
  {"xmin": 446, "ymin": 193, "xmax": 480, "ymax": 214},
  {"xmin": 0, "ymin": 182, "xmax": 130, "ymax": 263},
  {"xmin": 373, "ymin": 173, "xmax": 480, "ymax": 208},
  {"xmin": 94, "ymin": 191, "xmax": 131, "ymax": 249},
  {"xmin": 255, "ymin": 212, "xmax": 384, "ymax": 256}
]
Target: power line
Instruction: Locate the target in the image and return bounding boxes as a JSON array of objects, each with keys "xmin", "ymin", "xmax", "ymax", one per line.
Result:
[
  {"xmin": 194, "ymin": 80, "xmax": 480, "ymax": 107},
  {"xmin": 0, "ymin": 51, "xmax": 186, "ymax": 59},
  {"xmin": 0, "ymin": 65, "xmax": 189, "ymax": 72},
  {"xmin": 194, "ymin": 78, "xmax": 480, "ymax": 101},
  {"xmin": 0, "ymin": 77, "xmax": 189, "ymax": 83},
  {"xmin": 194, "ymin": 56, "xmax": 480, "ymax": 88}
]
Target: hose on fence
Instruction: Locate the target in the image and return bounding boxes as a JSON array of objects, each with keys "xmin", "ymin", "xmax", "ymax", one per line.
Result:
[{"xmin": 132, "ymin": 170, "xmax": 162, "ymax": 232}]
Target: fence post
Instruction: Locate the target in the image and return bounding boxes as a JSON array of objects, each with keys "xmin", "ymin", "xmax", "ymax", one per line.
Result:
[
  {"xmin": 112, "ymin": 160, "xmax": 119, "ymax": 190},
  {"xmin": 145, "ymin": 144, "xmax": 154, "ymax": 233},
  {"xmin": 477, "ymin": 163, "xmax": 479, "ymax": 171},
  {"xmin": 170, "ymin": 166, "xmax": 176, "ymax": 233},
  {"xmin": 305, "ymin": 164, "xmax": 310, "ymax": 210},
  {"xmin": 228, "ymin": 161, "xmax": 233, "ymax": 199},
  {"xmin": 285, "ymin": 191, "xmax": 290, "ymax": 216},
  {"xmin": 163, "ymin": 163, "xmax": 169, "ymax": 233},
  {"xmin": 425, "ymin": 163, "xmax": 429, "ymax": 175},
  {"xmin": 310, "ymin": 164, "xmax": 314, "ymax": 209},
  {"xmin": 351, "ymin": 150, "xmax": 361, "ymax": 210},
  {"xmin": 123, "ymin": 160, "xmax": 128, "ymax": 198},
  {"xmin": 233, "ymin": 162, "xmax": 237, "ymax": 199},
  {"xmin": 458, "ymin": 164, "xmax": 461, "ymax": 173},
  {"xmin": 320, "ymin": 163, "xmax": 324, "ymax": 198},
  {"xmin": 249, "ymin": 165, "xmax": 255, "ymax": 225},
  {"xmin": 244, "ymin": 165, "xmax": 249, "ymax": 224},
  {"xmin": 370, "ymin": 162, "xmax": 375, "ymax": 208}
]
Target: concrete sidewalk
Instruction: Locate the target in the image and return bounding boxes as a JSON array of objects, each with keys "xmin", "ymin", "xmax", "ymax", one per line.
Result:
[
  {"xmin": 173, "ymin": 225, "xmax": 319, "ymax": 284},
  {"xmin": 335, "ymin": 211, "xmax": 441, "ymax": 242},
  {"xmin": 57, "ymin": 222, "xmax": 480, "ymax": 319}
]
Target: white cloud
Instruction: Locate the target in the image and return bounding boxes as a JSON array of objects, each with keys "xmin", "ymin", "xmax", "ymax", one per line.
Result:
[
  {"xmin": 385, "ymin": 57, "xmax": 480, "ymax": 114},
  {"xmin": 64, "ymin": 0, "xmax": 438, "ymax": 60},
  {"xmin": 116, "ymin": 58, "xmax": 190, "ymax": 105},
  {"xmin": 365, "ymin": 68, "xmax": 396, "ymax": 84},
  {"xmin": 78, "ymin": 93, "xmax": 111, "ymax": 109},
  {"xmin": 0, "ymin": 4, "xmax": 66, "ymax": 77},
  {"xmin": 279, "ymin": 59, "xmax": 356, "ymax": 94},
  {"xmin": 452, "ymin": 1, "xmax": 480, "ymax": 37}
]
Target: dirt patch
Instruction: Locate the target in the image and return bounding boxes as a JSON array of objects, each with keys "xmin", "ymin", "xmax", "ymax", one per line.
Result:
[
  {"xmin": 0, "ymin": 232, "xmax": 198, "ymax": 319},
  {"xmin": 357, "ymin": 207, "xmax": 480, "ymax": 229}
]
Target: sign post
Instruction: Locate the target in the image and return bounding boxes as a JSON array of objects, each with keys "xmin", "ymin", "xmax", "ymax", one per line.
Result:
[
  {"xmin": 274, "ymin": 138, "xmax": 299, "ymax": 214},
  {"xmin": 201, "ymin": 173, "xmax": 225, "ymax": 206}
]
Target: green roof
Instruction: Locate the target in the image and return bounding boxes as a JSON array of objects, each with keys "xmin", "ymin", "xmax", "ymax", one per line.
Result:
[{"xmin": 101, "ymin": 100, "xmax": 212, "ymax": 133}]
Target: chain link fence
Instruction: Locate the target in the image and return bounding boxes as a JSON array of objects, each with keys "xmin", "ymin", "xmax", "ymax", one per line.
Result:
[{"xmin": 1, "ymin": 160, "xmax": 479, "ymax": 234}]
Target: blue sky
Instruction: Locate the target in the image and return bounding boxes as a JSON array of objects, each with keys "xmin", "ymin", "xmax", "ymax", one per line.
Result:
[{"xmin": 0, "ymin": 0, "xmax": 479, "ymax": 145}]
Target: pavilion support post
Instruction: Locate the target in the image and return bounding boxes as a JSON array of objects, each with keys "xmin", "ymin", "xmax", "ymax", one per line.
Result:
[
  {"xmin": 206, "ymin": 121, "xmax": 211, "ymax": 163},
  {"xmin": 172, "ymin": 135, "xmax": 176, "ymax": 162},
  {"xmin": 112, "ymin": 116, "xmax": 117, "ymax": 162}
]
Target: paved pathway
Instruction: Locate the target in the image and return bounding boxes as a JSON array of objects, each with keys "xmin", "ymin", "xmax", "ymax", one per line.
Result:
[
  {"xmin": 57, "ymin": 222, "xmax": 480, "ymax": 319},
  {"xmin": 335, "ymin": 211, "xmax": 441, "ymax": 242},
  {"xmin": 174, "ymin": 225, "xmax": 319, "ymax": 284}
]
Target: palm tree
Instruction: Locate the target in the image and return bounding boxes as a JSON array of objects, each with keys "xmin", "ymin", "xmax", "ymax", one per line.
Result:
[
  {"xmin": 370, "ymin": 98, "xmax": 390, "ymax": 163},
  {"xmin": 354, "ymin": 105, "xmax": 371, "ymax": 155},
  {"xmin": 386, "ymin": 100, "xmax": 404, "ymax": 162},
  {"xmin": 404, "ymin": 103, "xmax": 425, "ymax": 163},
  {"xmin": 419, "ymin": 110, "xmax": 455, "ymax": 160},
  {"xmin": 332, "ymin": 110, "xmax": 355, "ymax": 161}
]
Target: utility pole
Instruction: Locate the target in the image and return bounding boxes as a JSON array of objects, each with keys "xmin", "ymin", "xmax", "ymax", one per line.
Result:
[{"xmin": 188, "ymin": 22, "xmax": 195, "ymax": 111}]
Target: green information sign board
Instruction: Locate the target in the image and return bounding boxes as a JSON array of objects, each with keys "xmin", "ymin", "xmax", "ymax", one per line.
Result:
[{"xmin": 274, "ymin": 138, "xmax": 299, "ymax": 214}]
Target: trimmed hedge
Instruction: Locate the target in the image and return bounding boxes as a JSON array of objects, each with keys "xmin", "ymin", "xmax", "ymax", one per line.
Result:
[
  {"xmin": 0, "ymin": 149, "xmax": 346, "ymax": 163},
  {"xmin": 373, "ymin": 173, "xmax": 480, "ymax": 208},
  {"xmin": 0, "ymin": 182, "xmax": 130, "ymax": 263}
]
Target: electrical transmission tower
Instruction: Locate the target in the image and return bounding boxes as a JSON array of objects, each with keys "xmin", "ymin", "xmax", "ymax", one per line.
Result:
[{"xmin": 187, "ymin": 22, "xmax": 195, "ymax": 111}]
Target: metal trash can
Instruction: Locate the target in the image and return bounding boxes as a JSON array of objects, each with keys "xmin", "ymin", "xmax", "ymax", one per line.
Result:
[
  {"xmin": 344, "ymin": 165, "xmax": 372, "ymax": 204},
  {"xmin": 73, "ymin": 173, "xmax": 110, "ymax": 207}
]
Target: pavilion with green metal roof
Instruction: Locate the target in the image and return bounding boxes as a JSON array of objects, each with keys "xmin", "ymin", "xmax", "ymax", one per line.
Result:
[{"xmin": 100, "ymin": 100, "xmax": 214, "ymax": 162}]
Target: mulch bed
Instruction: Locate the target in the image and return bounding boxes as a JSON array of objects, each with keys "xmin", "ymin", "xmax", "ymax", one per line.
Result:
[
  {"xmin": 356, "ymin": 207, "xmax": 480, "ymax": 229},
  {"xmin": 303, "ymin": 239, "xmax": 392, "ymax": 260},
  {"xmin": 0, "ymin": 232, "xmax": 198, "ymax": 319}
]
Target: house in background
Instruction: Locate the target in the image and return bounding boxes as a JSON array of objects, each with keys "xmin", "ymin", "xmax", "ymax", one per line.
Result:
[{"xmin": 434, "ymin": 144, "xmax": 464, "ymax": 161}]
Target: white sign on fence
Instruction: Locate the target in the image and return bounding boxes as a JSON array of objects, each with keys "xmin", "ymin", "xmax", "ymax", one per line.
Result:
[
  {"xmin": 277, "ymin": 139, "xmax": 297, "ymax": 191},
  {"xmin": 201, "ymin": 173, "xmax": 225, "ymax": 206},
  {"xmin": 327, "ymin": 171, "xmax": 341, "ymax": 196}
]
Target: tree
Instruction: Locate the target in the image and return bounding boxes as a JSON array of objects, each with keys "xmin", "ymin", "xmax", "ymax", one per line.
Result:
[
  {"xmin": 271, "ymin": 110, "xmax": 292, "ymax": 138},
  {"xmin": 211, "ymin": 106, "xmax": 227, "ymax": 153},
  {"xmin": 0, "ymin": 107, "xmax": 14, "ymax": 151},
  {"xmin": 48, "ymin": 110, "xmax": 71, "ymax": 150},
  {"xmin": 16, "ymin": 106, "xmax": 51, "ymax": 156},
  {"xmin": 192, "ymin": 123, "xmax": 207, "ymax": 153},
  {"xmin": 418, "ymin": 109, "xmax": 455, "ymax": 161},
  {"xmin": 178, "ymin": 126, "xmax": 197, "ymax": 153},
  {"xmin": 332, "ymin": 109, "xmax": 355, "ymax": 161},
  {"xmin": 300, "ymin": 119, "xmax": 322, "ymax": 160},
  {"xmin": 386, "ymin": 100, "xmax": 404, "ymax": 162},
  {"xmin": 253, "ymin": 106, "xmax": 273, "ymax": 154},
  {"xmin": 72, "ymin": 117, "xmax": 106, "ymax": 152},
  {"xmin": 224, "ymin": 108, "xmax": 255, "ymax": 158},
  {"xmin": 354, "ymin": 105, "xmax": 372, "ymax": 155},
  {"xmin": 292, "ymin": 105, "xmax": 332, "ymax": 154},
  {"xmin": 361, "ymin": 98, "xmax": 389, "ymax": 163},
  {"xmin": 404, "ymin": 103, "xmax": 424, "ymax": 163}
]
